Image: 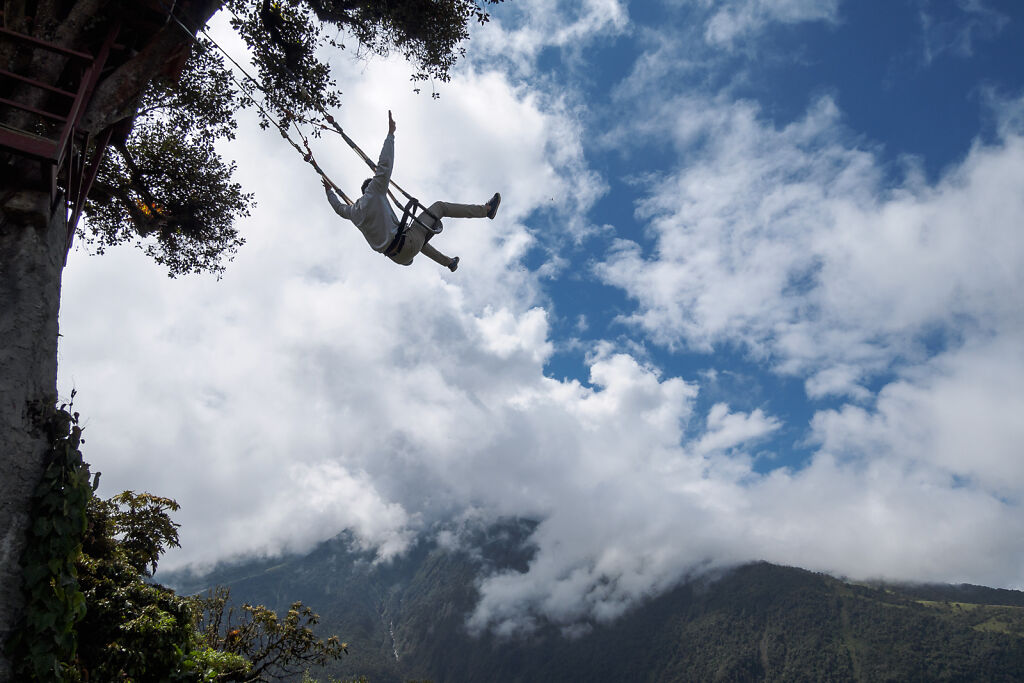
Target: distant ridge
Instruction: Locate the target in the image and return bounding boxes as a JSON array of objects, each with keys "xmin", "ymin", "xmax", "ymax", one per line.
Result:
[
  {"xmin": 876, "ymin": 581, "xmax": 1024, "ymax": 608},
  {"xmin": 165, "ymin": 523, "xmax": 1024, "ymax": 682}
]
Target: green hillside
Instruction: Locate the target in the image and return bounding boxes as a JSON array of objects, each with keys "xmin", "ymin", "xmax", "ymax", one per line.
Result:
[{"xmin": 167, "ymin": 524, "xmax": 1024, "ymax": 682}]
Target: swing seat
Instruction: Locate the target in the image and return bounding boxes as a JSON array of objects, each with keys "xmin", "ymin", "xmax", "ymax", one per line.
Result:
[
  {"xmin": 382, "ymin": 198, "xmax": 443, "ymax": 260},
  {"xmin": 398, "ymin": 197, "xmax": 442, "ymax": 235}
]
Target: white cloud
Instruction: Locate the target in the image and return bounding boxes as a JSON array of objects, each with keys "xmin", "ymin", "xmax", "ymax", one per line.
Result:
[
  {"xmin": 670, "ymin": 0, "xmax": 840, "ymax": 47},
  {"xmin": 465, "ymin": 338, "xmax": 1024, "ymax": 632},
  {"xmin": 745, "ymin": 452, "xmax": 1024, "ymax": 587},
  {"xmin": 597, "ymin": 93, "xmax": 1024, "ymax": 397},
  {"xmin": 811, "ymin": 336, "xmax": 1024, "ymax": 495},
  {"xmin": 917, "ymin": 0, "xmax": 1009, "ymax": 64},
  {"xmin": 473, "ymin": 0, "xmax": 630, "ymax": 75},
  {"xmin": 468, "ymin": 363, "xmax": 1024, "ymax": 634},
  {"xmin": 59, "ymin": 50, "xmax": 601, "ymax": 569},
  {"xmin": 695, "ymin": 403, "xmax": 780, "ymax": 455}
]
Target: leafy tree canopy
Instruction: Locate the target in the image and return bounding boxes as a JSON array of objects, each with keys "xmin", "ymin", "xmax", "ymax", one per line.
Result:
[{"xmin": 75, "ymin": 489, "xmax": 346, "ymax": 681}]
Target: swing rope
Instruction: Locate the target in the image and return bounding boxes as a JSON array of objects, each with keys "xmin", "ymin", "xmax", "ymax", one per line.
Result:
[
  {"xmin": 227, "ymin": 64, "xmax": 354, "ymax": 204},
  {"xmin": 156, "ymin": 0, "xmax": 436, "ymax": 222},
  {"xmin": 153, "ymin": 0, "xmax": 350, "ymax": 202}
]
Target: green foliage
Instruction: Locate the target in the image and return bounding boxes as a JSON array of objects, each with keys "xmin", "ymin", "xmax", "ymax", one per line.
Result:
[
  {"xmin": 84, "ymin": 37, "xmax": 252, "ymax": 279},
  {"xmin": 300, "ymin": 673, "xmax": 369, "ymax": 683},
  {"xmin": 336, "ymin": 0, "xmax": 500, "ymax": 90},
  {"xmin": 83, "ymin": 36, "xmax": 251, "ymax": 278},
  {"xmin": 88, "ymin": 491, "xmax": 182, "ymax": 577},
  {"xmin": 75, "ymin": 491, "xmax": 199, "ymax": 681},
  {"xmin": 194, "ymin": 586, "xmax": 348, "ymax": 682},
  {"xmin": 143, "ymin": 38, "xmax": 244, "ymax": 142},
  {"xmin": 181, "ymin": 645, "xmax": 251, "ymax": 681},
  {"xmin": 6, "ymin": 400, "xmax": 93, "ymax": 682},
  {"xmin": 226, "ymin": 0, "xmax": 342, "ymax": 127},
  {"xmin": 227, "ymin": 0, "xmax": 504, "ymax": 122},
  {"xmin": 72, "ymin": 488, "xmax": 347, "ymax": 682},
  {"xmin": 3, "ymin": 401, "xmax": 349, "ymax": 682}
]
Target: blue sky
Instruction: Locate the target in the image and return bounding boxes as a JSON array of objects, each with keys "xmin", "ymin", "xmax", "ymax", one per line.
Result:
[
  {"xmin": 513, "ymin": 0, "xmax": 1024, "ymax": 473},
  {"xmin": 58, "ymin": 0, "xmax": 1024, "ymax": 635}
]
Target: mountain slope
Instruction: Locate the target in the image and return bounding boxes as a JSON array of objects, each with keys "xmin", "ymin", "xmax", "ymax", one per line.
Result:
[{"xmin": 168, "ymin": 525, "xmax": 1024, "ymax": 682}]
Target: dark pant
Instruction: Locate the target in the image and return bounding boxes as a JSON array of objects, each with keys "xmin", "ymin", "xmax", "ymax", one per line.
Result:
[{"xmin": 390, "ymin": 201, "xmax": 488, "ymax": 267}]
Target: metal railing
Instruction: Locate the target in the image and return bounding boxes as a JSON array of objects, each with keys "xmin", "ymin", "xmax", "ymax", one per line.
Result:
[{"xmin": 0, "ymin": 21, "xmax": 121, "ymax": 247}]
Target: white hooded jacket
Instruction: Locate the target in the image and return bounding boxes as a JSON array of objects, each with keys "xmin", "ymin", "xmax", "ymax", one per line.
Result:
[{"xmin": 324, "ymin": 133, "xmax": 400, "ymax": 252}]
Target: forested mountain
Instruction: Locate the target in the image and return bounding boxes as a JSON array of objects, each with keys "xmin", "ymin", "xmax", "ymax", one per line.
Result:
[{"xmin": 167, "ymin": 522, "xmax": 1024, "ymax": 682}]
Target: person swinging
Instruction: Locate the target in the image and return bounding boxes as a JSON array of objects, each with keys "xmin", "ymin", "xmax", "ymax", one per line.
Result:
[{"xmin": 322, "ymin": 110, "xmax": 501, "ymax": 272}]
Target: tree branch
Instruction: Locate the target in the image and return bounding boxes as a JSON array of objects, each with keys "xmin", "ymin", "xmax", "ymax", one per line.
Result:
[
  {"xmin": 31, "ymin": 0, "xmax": 61, "ymax": 37},
  {"xmin": 2, "ymin": 0, "xmax": 28, "ymax": 31},
  {"xmin": 106, "ymin": 142, "xmax": 163, "ymax": 234},
  {"xmin": 78, "ymin": 0, "xmax": 223, "ymax": 134}
]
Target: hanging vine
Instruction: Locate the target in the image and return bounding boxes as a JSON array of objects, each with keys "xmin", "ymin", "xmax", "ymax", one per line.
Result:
[{"xmin": 6, "ymin": 396, "xmax": 97, "ymax": 682}]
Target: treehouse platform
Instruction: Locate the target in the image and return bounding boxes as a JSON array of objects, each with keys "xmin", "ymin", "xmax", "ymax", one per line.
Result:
[{"xmin": 0, "ymin": 2, "xmax": 196, "ymax": 250}]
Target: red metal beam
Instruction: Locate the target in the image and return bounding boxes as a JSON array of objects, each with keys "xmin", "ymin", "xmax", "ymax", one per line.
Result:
[
  {"xmin": 55, "ymin": 21, "xmax": 121, "ymax": 170},
  {"xmin": 0, "ymin": 26, "xmax": 93, "ymax": 61},
  {"xmin": 0, "ymin": 96, "xmax": 68, "ymax": 123},
  {"xmin": 66, "ymin": 127, "xmax": 114, "ymax": 257},
  {"xmin": 0, "ymin": 68, "xmax": 77, "ymax": 99},
  {"xmin": 0, "ymin": 125, "xmax": 58, "ymax": 160}
]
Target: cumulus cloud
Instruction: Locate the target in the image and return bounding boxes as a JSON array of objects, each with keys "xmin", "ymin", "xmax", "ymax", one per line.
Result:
[
  {"xmin": 466, "ymin": 343, "xmax": 1024, "ymax": 634},
  {"xmin": 469, "ymin": 451, "xmax": 1024, "ymax": 635},
  {"xmin": 465, "ymin": 334, "xmax": 1024, "ymax": 634},
  {"xmin": 811, "ymin": 336, "xmax": 1024, "ymax": 495},
  {"xmin": 597, "ymin": 92, "xmax": 1024, "ymax": 396},
  {"xmin": 58, "ymin": 49, "xmax": 600, "ymax": 569},
  {"xmin": 695, "ymin": 403, "xmax": 780, "ymax": 456}
]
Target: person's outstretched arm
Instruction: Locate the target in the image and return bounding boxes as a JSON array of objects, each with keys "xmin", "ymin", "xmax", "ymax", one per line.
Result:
[
  {"xmin": 323, "ymin": 178, "xmax": 351, "ymax": 218},
  {"xmin": 365, "ymin": 110, "xmax": 396, "ymax": 196}
]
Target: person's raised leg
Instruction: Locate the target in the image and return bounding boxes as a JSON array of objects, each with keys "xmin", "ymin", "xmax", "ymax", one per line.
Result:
[
  {"xmin": 421, "ymin": 242, "xmax": 459, "ymax": 271},
  {"xmin": 427, "ymin": 195, "xmax": 500, "ymax": 221}
]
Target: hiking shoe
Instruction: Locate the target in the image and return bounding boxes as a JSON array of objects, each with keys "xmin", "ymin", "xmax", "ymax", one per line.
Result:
[
  {"xmin": 486, "ymin": 193, "xmax": 501, "ymax": 219},
  {"xmin": 448, "ymin": 256, "xmax": 460, "ymax": 272}
]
